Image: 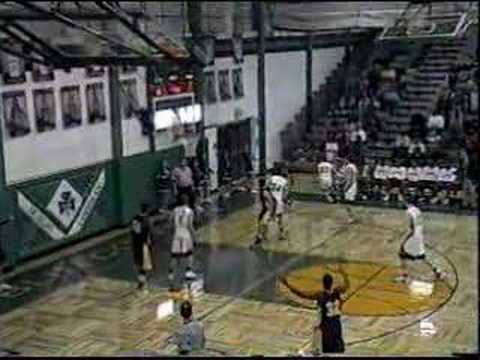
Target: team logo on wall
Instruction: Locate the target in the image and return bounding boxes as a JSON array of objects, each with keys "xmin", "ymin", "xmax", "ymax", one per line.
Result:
[{"xmin": 17, "ymin": 170, "xmax": 106, "ymax": 240}]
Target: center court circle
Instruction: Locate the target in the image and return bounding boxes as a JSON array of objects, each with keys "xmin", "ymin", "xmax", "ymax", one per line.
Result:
[{"xmin": 277, "ymin": 262, "xmax": 452, "ymax": 316}]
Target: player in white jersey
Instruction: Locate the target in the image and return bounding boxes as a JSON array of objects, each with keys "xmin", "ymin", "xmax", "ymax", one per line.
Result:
[
  {"xmin": 341, "ymin": 157, "xmax": 359, "ymax": 223},
  {"xmin": 317, "ymin": 161, "xmax": 335, "ymax": 202},
  {"xmin": 396, "ymin": 198, "xmax": 444, "ymax": 283},
  {"xmin": 169, "ymin": 194, "xmax": 197, "ymax": 287},
  {"xmin": 266, "ymin": 168, "xmax": 289, "ymax": 240}
]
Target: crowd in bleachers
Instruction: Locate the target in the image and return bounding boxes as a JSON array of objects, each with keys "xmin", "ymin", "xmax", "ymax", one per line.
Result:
[{"xmin": 284, "ymin": 37, "xmax": 478, "ymax": 212}]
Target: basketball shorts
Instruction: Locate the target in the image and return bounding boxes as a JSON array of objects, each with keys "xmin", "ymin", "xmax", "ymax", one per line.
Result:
[
  {"xmin": 271, "ymin": 198, "xmax": 285, "ymax": 216},
  {"xmin": 318, "ymin": 178, "xmax": 333, "ymax": 192},
  {"xmin": 399, "ymin": 243, "xmax": 426, "ymax": 261},
  {"xmin": 344, "ymin": 183, "xmax": 357, "ymax": 202},
  {"xmin": 320, "ymin": 321, "xmax": 345, "ymax": 353},
  {"xmin": 171, "ymin": 232, "xmax": 194, "ymax": 257}
]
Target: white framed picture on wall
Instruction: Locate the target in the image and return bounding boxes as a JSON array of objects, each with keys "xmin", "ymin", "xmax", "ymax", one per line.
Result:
[
  {"xmin": 85, "ymin": 65, "xmax": 105, "ymax": 78},
  {"xmin": 86, "ymin": 83, "xmax": 107, "ymax": 124},
  {"xmin": 2, "ymin": 91, "xmax": 30, "ymax": 138},
  {"xmin": 204, "ymin": 71, "xmax": 217, "ymax": 104},
  {"xmin": 61, "ymin": 86, "xmax": 82, "ymax": 129},
  {"xmin": 232, "ymin": 68, "xmax": 244, "ymax": 99},
  {"xmin": 32, "ymin": 62, "xmax": 55, "ymax": 82},
  {"xmin": 0, "ymin": 52, "xmax": 26, "ymax": 85},
  {"xmin": 218, "ymin": 69, "xmax": 232, "ymax": 102},
  {"xmin": 120, "ymin": 79, "xmax": 139, "ymax": 119},
  {"xmin": 33, "ymin": 88, "xmax": 56, "ymax": 133}
]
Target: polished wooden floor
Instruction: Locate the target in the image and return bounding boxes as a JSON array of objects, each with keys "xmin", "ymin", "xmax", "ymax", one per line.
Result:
[{"xmin": 0, "ymin": 200, "xmax": 477, "ymax": 356}]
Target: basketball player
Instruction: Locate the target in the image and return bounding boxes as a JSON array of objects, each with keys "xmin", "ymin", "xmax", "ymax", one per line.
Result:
[
  {"xmin": 266, "ymin": 167, "xmax": 289, "ymax": 241},
  {"xmin": 251, "ymin": 176, "xmax": 271, "ymax": 248},
  {"xmin": 169, "ymin": 194, "xmax": 197, "ymax": 287},
  {"xmin": 317, "ymin": 159, "xmax": 335, "ymax": 203},
  {"xmin": 341, "ymin": 156, "xmax": 359, "ymax": 224},
  {"xmin": 397, "ymin": 197, "xmax": 443, "ymax": 283},
  {"xmin": 131, "ymin": 204, "xmax": 153, "ymax": 291},
  {"xmin": 312, "ymin": 269, "xmax": 350, "ymax": 354}
]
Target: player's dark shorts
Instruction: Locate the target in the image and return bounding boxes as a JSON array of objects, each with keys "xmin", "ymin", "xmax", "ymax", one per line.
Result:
[
  {"xmin": 171, "ymin": 250, "xmax": 193, "ymax": 258},
  {"xmin": 320, "ymin": 320, "xmax": 345, "ymax": 353},
  {"xmin": 399, "ymin": 246, "xmax": 426, "ymax": 261}
]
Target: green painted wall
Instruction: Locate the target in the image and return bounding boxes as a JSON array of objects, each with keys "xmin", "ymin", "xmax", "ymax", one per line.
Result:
[{"xmin": 0, "ymin": 145, "xmax": 185, "ymax": 266}]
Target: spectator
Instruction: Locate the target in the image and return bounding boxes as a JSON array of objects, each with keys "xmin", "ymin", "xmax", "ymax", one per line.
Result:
[
  {"xmin": 173, "ymin": 300, "xmax": 206, "ymax": 355},
  {"xmin": 172, "ymin": 158, "xmax": 196, "ymax": 209},
  {"xmin": 378, "ymin": 64, "xmax": 401, "ymax": 115},
  {"xmin": 325, "ymin": 132, "xmax": 339, "ymax": 162},
  {"xmin": 367, "ymin": 59, "xmax": 383, "ymax": 98},
  {"xmin": 408, "ymin": 137, "xmax": 426, "ymax": 158},
  {"xmin": 131, "ymin": 204, "xmax": 153, "ymax": 291}
]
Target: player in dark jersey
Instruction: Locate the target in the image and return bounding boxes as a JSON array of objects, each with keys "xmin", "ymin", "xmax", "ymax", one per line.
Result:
[
  {"xmin": 251, "ymin": 176, "xmax": 270, "ymax": 248},
  {"xmin": 283, "ymin": 266, "xmax": 349, "ymax": 354},
  {"xmin": 313, "ymin": 270, "xmax": 349, "ymax": 354}
]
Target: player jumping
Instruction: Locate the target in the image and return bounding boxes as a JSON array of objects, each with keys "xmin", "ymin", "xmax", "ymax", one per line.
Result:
[
  {"xmin": 396, "ymin": 197, "xmax": 444, "ymax": 283},
  {"xmin": 266, "ymin": 167, "xmax": 289, "ymax": 241}
]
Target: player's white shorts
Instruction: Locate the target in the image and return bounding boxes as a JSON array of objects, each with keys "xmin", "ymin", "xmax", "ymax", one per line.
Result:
[
  {"xmin": 400, "ymin": 235, "xmax": 426, "ymax": 260},
  {"xmin": 344, "ymin": 183, "xmax": 357, "ymax": 202},
  {"xmin": 171, "ymin": 230, "xmax": 194, "ymax": 257},
  {"xmin": 271, "ymin": 198, "xmax": 285, "ymax": 216},
  {"xmin": 318, "ymin": 178, "xmax": 333, "ymax": 192}
]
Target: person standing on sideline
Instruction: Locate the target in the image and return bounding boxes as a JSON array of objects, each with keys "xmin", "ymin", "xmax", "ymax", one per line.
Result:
[
  {"xmin": 172, "ymin": 300, "xmax": 206, "ymax": 355},
  {"xmin": 172, "ymin": 158, "xmax": 196, "ymax": 209},
  {"xmin": 131, "ymin": 204, "xmax": 153, "ymax": 291}
]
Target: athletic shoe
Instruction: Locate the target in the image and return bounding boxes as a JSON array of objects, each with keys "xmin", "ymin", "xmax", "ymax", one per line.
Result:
[
  {"xmin": 185, "ymin": 270, "xmax": 197, "ymax": 280},
  {"xmin": 394, "ymin": 274, "xmax": 409, "ymax": 283}
]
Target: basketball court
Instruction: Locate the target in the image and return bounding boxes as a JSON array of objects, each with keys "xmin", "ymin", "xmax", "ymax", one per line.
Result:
[{"xmin": 0, "ymin": 193, "xmax": 477, "ymax": 356}]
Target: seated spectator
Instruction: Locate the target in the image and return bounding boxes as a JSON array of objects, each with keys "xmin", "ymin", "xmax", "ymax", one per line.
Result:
[
  {"xmin": 173, "ymin": 300, "xmax": 206, "ymax": 355},
  {"xmin": 408, "ymin": 137, "xmax": 426, "ymax": 158},
  {"xmin": 367, "ymin": 59, "xmax": 383, "ymax": 98},
  {"xmin": 378, "ymin": 65, "xmax": 401, "ymax": 115},
  {"xmin": 325, "ymin": 132, "xmax": 339, "ymax": 162},
  {"xmin": 349, "ymin": 123, "xmax": 367, "ymax": 144}
]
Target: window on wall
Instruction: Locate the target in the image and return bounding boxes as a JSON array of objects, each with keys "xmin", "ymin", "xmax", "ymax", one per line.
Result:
[
  {"xmin": 61, "ymin": 86, "xmax": 82, "ymax": 129},
  {"xmin": 120, "ymin": 79, "xmax": 139, "ymax": 119},
  {"xmin": 121, "ymin": 65, "xmax": 137, "ymax": 75},
  {"xmin": 85, "ymin": 65, "xmax": 105, "ymax": 78},
  {"xmin": 204, "ymin": 71, "xmax": 217, "ymax": 104},
  {"xmin": 232, "ymin": 68, "xmax": 244, "ymax": 99},
  {"xmin": 2, "ymin": 91, "xmax": 30, "ymax": 138},
  {"xmin": 1, "ymin": 53, "xmax": 26, "ymax": 85},
  {"xmin": 33, "ymin": 88, "xmax": 56, "ymax": 133},
  {"xmin": 86, "ymin": 83, "xmax": 106, "ymax": 124},
  {"xmin": 32, "ymin": 62, "xmax": 55, "ymax": 82},
  {"xmin": 218, "ymin": 69, "xmax": 232, "ymax": 101}
]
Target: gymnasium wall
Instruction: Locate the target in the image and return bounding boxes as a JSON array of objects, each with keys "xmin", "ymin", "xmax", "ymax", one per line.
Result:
[
  {"xmin": 0, "ymin": 68, "xmax": 113, "ymax": 185},
  {"xmin": 265, "ymin": 51, "xmax": 306, "ymax": 168},
  {"xmin": 120, "ymin": 67, "xmax": 149, "ymax": 157},
  {"xmin": 265, "ymin": 47, "xmax": 345, "ymax": 167},
  {"xmin": 203, "ymin": 54, "xmax": 259, "ymax": 187},
  {"xmin": 0, "ymin": 64, "xmax": 186, "ymax": 265}
]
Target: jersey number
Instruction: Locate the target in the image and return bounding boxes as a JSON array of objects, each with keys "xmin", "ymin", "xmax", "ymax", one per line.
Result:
[{"xmin": 325, "ymin": 300, "xmax": 341, "ymax": 318}]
